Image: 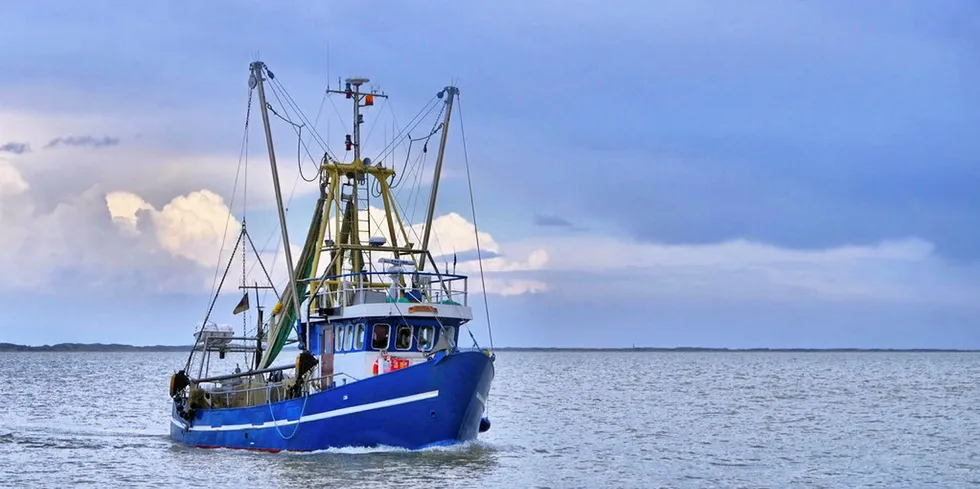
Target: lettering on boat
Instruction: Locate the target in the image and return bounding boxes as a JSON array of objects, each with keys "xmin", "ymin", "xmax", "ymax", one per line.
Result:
[{"xmin": 408, "ymin": 305, "xmax": 438, "ymax": 314}]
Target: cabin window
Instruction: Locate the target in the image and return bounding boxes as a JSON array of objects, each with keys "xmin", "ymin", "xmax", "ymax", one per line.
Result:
[
  {"xmin": 354, "ymin": 323, "xmax": 365, "ymax": 350},
  {"xmin": 372, "ymin": 323, "xmax": 390, "ymax": 350},
  {"xmin": 335, "ymin": 325, "xmax": 344, "ymax": 352},
  {"xmin": 442, "ymin": 326, "xmax": 456, "ymax": 347},
  {"xmin": 344, "ymin": 324, "xmax": 354, "ymax": 351},
  {"xmin": 395, "ymin": 325, "xmax": 412, "ymax": 350},
  {"xmin": 418, "ymin": 325, "xmax": 435, "ymax": 351}
]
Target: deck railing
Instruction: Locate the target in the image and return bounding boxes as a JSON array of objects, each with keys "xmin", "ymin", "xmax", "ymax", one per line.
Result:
[
  {"xmin": 301, "ymin": 270, "xmax": 469, "ymax": 310},
  {"xmin": 196, "ymin": 369, "xmax": 361, "ymax": 409}
]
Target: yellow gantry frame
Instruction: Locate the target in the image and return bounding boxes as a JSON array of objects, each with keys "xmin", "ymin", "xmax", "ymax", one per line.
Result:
[{"xmin": 306, "ymin": 157, "xmax": 419, "ymax": 315}]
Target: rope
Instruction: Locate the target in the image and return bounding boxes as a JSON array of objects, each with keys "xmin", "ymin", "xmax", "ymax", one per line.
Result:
[
  {"xmin": 371, "ymin": 94, "xmax": 441, "ymax": 164},
  {"xmin": 267, "ymin": 386, "xmax": 309, "ymax": 440},
  {"xmin": 270, "ymin": 76, "xmax": 338, "ymax": 161},
  {"xmin": 242, "ymin": 221, "xmax": 248, "ymax": 366},
  {"xmin": 455, "ymin": 92, "xmax": 495, "ymax": 353},
  {"xmin": 264, "ymin": 98, "xmax": 319, "ymax": 183},
  {"xmin": 197, "ymin": 87, "xmax": 247, "ymax": 322},
  {"xmin": 186, "ymin": 230, "xmax": 245, "ymax": 371},
  {"xmin": 361, "ymin": 97, "xmax": 389, "ymax": 152},
  {"xmin": 243, "ymin": 228, "xmax": 281, "ymax": 299}
]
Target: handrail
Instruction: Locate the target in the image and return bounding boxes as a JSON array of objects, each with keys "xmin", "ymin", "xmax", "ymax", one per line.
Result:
[
  {"xmin": 297, "ymin": 270, "xmax": 468, "ymax": 283},
  {"xmin": 306, "ymin": 372, "xmax": 360, "ymax": 387},
  {"xmin": 314, "ymin": 286, "xmax": 469, "ymax": 308},
  {"xmin": 308, "ymin": 270, "xmax": 470, "ymax": 308},
  {"xmin": 196, "ymin": 370, "xmax": 360, "ymax": 398},
  {"xmin": 193, "ymin": 363, "xmax": 293, "ymax": 384}
]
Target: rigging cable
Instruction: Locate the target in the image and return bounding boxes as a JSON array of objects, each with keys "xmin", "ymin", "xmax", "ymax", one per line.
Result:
[
  {"xmin": 263, "ymin": 69, "xmax": 333, "ymax": 180},
  {"xmin": 272, "ymin": 77, "xmax": 344, "ymax": 176},
  {"xmin": 243, "ymin": 228, "xmax": 281, "ymax": 299},
  {"xmin": 188, "ymin": 229, "xmax": 245, "ymax": 372},
  {"xmin": 242, "ymin": 220, "xmax": 248, "ymax": 366},
  {"xmin": 379, "ymin": 96, "xmax": 445, "ymax": 229},
  {"xmin": 242, "ymin": 87, "xmax": 251, "ymax": 367},
  {"xmin": 204, "ymin": 89, "xmax": 252, "ymax": 308},
  {"xmin": 372, "ymin": 106, "xmax": 442, "ymax": 201},
  {"xmin": 270, "ymin": 76, "xmax": 337, "ymax": 160},
  {"xmin": 394, "ymin": 113, "xmax": 443, "ymax": 189},
  {"xmin": 187, "ymin": 87, "xmax": 252, "ymax": 371},
  {"xmin": 361, "ymin": 97, "xmax": 389, "ymax": 153},
  {"xmin": 456, "ymin": 91, "xmax": 495, "ymax": 354},
  {"xmin": 312, "ymin": 43, "xmax": 331, "ymax": 140},
  {"xmin": 371, "ymin": 94, "xmax": 441, "ymax": 165},
  {"xmin": 264, "ymin": 98, "xmax": 320, "ymax": 183}
]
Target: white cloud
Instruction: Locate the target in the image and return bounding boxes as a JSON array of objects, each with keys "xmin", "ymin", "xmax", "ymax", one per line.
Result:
[
  {"xmin": 493, "ymin": 235, "xmax": 980, "ymax": 307},
  {"xmin": 408, "ymin": 212, "xmax": 500, "ymax": 256},
  {"xmin": 479, "ymin": 278, "xmax": 549, "ymax": 296},
  {"xmin": 309, "ymin": 206, "xmax": 549, "ymax": 296},
  {"xmin": 107, "ymin": 189, "xmax": 241, "ymax": 268},
  {"xmin": 1, "ymin": 143, "xmax": 549, "ymax": 298},
  {"xmin": 0, "ymin": 162, "xmax": 29, "ymax": 195},
  {"xmin": 6, "ymin": 147, "xmax": 976, "ymax": 308},
  {"xmin": 0, "ymin": 158, "xmax": 241, "ymax": 293},
  {"xmin": 8, "ymin": 97, "xmax": 971, "ymax": 305},
  {"xmin": 0, "ymin": 107, "xmax": 325, "ymax": 217}
]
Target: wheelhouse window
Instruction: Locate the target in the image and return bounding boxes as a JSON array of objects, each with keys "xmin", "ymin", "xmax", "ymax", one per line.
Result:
[
  {"xmin": 442, "ymin": 326, "xmax": 456, "ymax": 347},
  {"xmin": 395, "ymin": 325, "xmax": 412, "ymax": 350},
  {"xmin": 344, "ymin": 324, "xmax": 354, "ymax": 351},
  {"xmin": 334, "ymin": 325, "xmax": 344, "ymax": 352},
  {"xmin": 418, "ymin": 325, "xmax": 435, "ymax": 351},
  {"xmin": 372, "ymin": 323, "xmax": 390, "ymax": 350},
  {"xmin": 354, "ymin": 323, "xmax": 365, "ymax": 350}
]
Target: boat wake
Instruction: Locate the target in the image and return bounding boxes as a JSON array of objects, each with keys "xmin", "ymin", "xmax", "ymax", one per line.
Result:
[
  {"xmin": 286, "ymin": 439, "xmax": 497, "ymax": 456},
  {"xmin": 0, "ymin": 423, "xmax": 169, "ymax": 451}
]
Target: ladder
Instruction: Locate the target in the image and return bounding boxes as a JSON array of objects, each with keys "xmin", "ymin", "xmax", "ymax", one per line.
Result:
[{"xmin": 354, "ymin": 171, "xmax": 372, "ymax": 273}]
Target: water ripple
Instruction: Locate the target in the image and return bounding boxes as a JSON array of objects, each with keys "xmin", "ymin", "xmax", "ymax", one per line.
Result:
[{"xmin": 0, "ymin": 351, "xmax": 978, "ymax": 488}]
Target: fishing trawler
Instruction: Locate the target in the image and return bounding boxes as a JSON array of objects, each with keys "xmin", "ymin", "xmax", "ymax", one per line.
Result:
[{"xmin": 168, "ymin": 60, "xmax": 496, "ymax": 452}]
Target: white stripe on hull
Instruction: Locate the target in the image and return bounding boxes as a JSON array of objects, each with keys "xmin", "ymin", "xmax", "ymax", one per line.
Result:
[{"xmin": 172, "ymin": 390, "xmax": 439, "ymax": 433}]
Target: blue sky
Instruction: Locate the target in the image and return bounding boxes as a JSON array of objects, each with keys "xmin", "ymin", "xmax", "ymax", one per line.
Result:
[{"xmin": 1, "ymin": 1, "xmax": 978, "ymax": 348}]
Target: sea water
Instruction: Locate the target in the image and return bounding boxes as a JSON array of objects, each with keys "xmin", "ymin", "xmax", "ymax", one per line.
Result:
[{"xmin": 0, "ymin": 351, "xmax": 978, "ymax": 488}]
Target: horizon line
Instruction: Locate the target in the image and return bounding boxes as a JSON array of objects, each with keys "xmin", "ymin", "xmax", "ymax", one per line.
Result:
[{"xmin": 0, "ymin": 342, "xmax": 977, "ymax": 353}]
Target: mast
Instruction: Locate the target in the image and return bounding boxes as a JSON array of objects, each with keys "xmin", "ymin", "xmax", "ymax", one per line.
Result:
[
  {"xmin": 254, "ymin": 282, "xmax": 263, "ymax": 370},
  {"xmin": 350, "ymin": 78, "xmax": 367, "ymax": 272},
  {"xmin": 324, "ymin": 77, "xmax": 388, "ymax": 277},
  {"xmin": 250, "ymin": 61, "xmax": 306, "ymax": 350},
  {"xmin": 418, "ymin": 86, "xmax": 457, "ymax": 271}
]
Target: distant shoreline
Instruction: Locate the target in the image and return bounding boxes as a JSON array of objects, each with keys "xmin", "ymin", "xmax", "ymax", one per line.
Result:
[
  {"xmin": 492, "ymin": 347, "xmax": 980, "ymax": 353},
  {"xmin": 0, "ymin": 342, "xmax": 976, "ymax": 353},
  {"xmin": 0, "ymin": 343, "xmax": 192, "ymax": 352}
]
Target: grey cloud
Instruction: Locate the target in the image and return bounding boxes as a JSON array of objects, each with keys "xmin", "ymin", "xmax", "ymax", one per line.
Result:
[
  {"xmin": 534, "ymin": 215, "xmax": 574, "ymax": 227},
  {"xmin": 45, "ymin": 136, "xmax": 120, "ymax": 149},
  {"xmin": 0, "ymin": 142, "xmax": 30, "ymax": 154},
  {"xmin": 432, "ymin": 249, "xmax": 502, "ymax": 264}
]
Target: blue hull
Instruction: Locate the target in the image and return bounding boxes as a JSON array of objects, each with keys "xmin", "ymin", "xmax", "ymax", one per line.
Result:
[{"xmin": 170, "ymin": 350, "xmax": 494, "ymax": 452}]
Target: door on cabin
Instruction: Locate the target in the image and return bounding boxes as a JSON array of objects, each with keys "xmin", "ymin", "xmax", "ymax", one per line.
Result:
[{"xmin": 320, "ymin": 327, "xmax": 334, "ymax": 390}]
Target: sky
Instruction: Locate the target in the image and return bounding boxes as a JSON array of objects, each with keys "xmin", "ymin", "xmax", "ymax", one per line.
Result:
[{"xmin": 1, "ymin": 1, "xmax": 978, "ymax": 348}]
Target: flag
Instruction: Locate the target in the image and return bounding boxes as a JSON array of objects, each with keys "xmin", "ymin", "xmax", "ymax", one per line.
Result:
[{"xmin": 232, "ymin": 292, "xmax": 249, "ymax": 315}]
